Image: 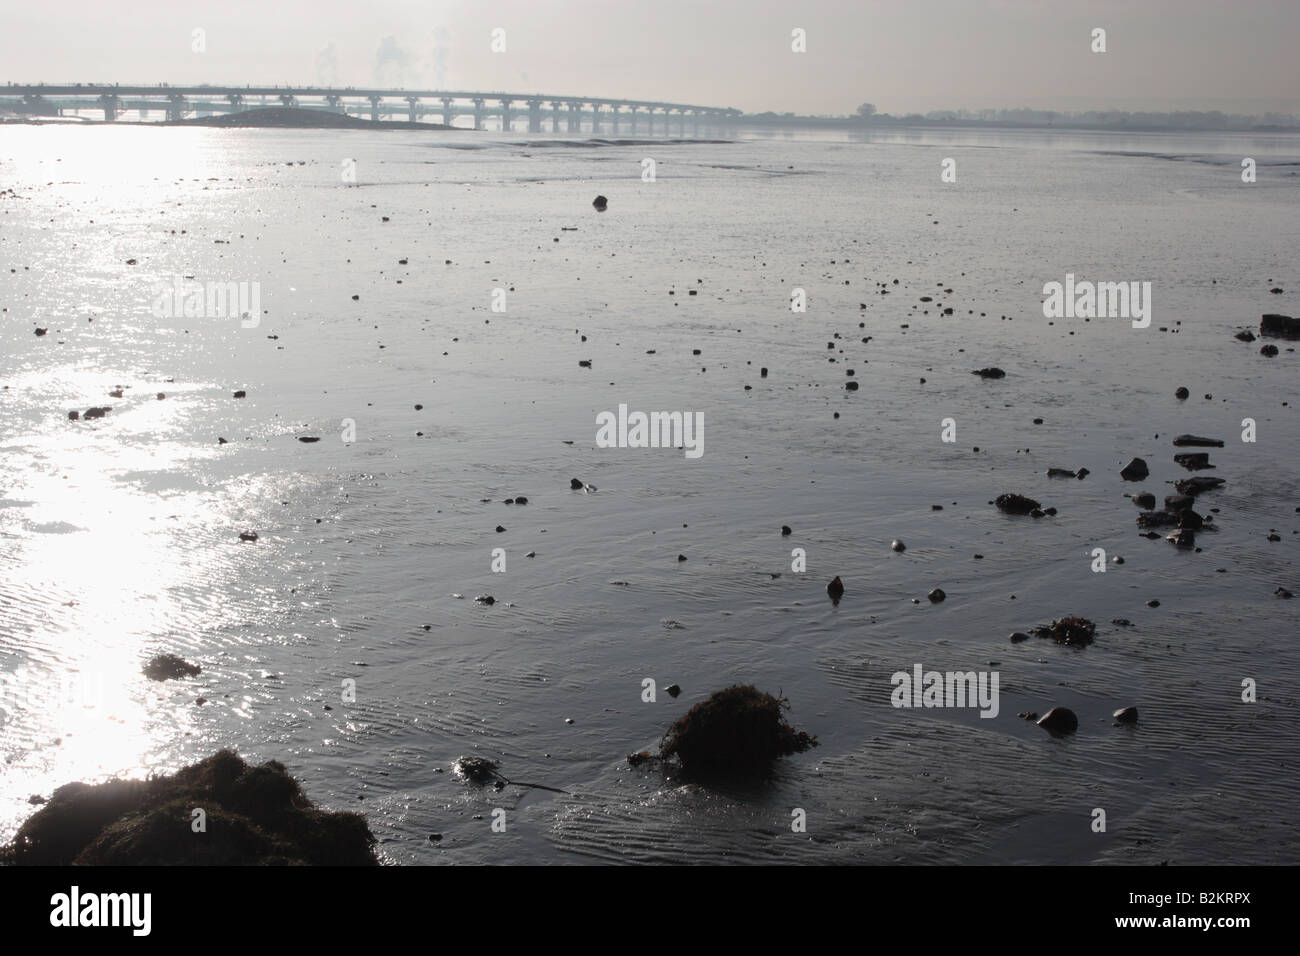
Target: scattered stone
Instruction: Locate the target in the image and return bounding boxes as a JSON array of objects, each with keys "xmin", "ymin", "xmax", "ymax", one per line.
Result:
[
  {"xmin": 1047, "ymin": 468, "xmax": 1077, "ymax": 478},
  {"xmin": 453, "ymin": 756, "xmax": 499, "ymax": 784},
  {"xmin": 475, "ymin": 595, "xmax": 496, "ymax": 605},
  {"xmin": 972, "ymin": 367, "xmax": 1006, "ymax": 379},
  {"xmin": 665, "ymin": 684, "xmax": 682, "ymax": 698},
  {"xmin": 1172, "ymin": 435, "xmax": 1224, "ymax": 447},
  {"xmin": 827, "ymin": 576, "xmax": 845, "ymax": 602},
  {"xmin": 1009, "ymin": 631, "xmax": 1031, "ymax": 643},
  {"xmin": 1076, "ymin": 468, "xmax": 1090, "ymax": 479},
  {"xmin": 891, "ymin": 539, "xmax": 905, "ymax": 552},
  {"xmin": 1133, "ymin": 492, "xmax": 1156, "ymax": 509},
  {"xmin": 142, "ymin": 654, "xmax": 201, "ymax": 681},
  {"xmin": 592, "ymin": 195, "xmax": 608, "ymax": 211},
  {"xmin": 298, "ymin": 436, "xmax": 321, "ymax": 443},
  {"xmin": 1120, "ymin": 458, "xmax": 1149, "ymax": 481},
  {"xmin": 1113, "ymin": 706, "xmax": 1139, "ymax": 725},
  {"xmin": 1261, "ymin": 344, "xmax": 1279, "ymax": 357},
  {"xmin": 1174, "ymin": 452, "xmax": 1213, "ymax": 471},
  {"xmin": 1137, "ymin": 511, "xmax": 1178, "ymax": 528},
  {"xmin": 238, "ymin": 532, "xmax": 259, "ymax": 542},
  {"xmin": 233, "ymin": 390, "xmax": 246, "ymax": 398},
  {"xmin": 34, "ymin": 327, "xmax": 47, "ymax": 337},
  {"xmin": 570, "ymin": 478, "xmax": 584, "ymax": 489},
  {"xmin": 1174, "ymin": 476, "xmax": 1225, "ymax": 497},
  {"xmin": 781, "ymin": 525, "xmax": 792, "ymax": 536},
  {"xmin": 1234, "ymin": 331, "xmax": 1256, "ymax": 342},
  {"xmin": 1037, "ymin": 707, "xmax": 1078, "ymax": 735},
  {"xmin": 1175, "ymin": 386, "xmax": 1190, "ymax": 399},
  {"xmin": 1260, "ymin": 313, "xmax": 1300, "ymax": 338},
  {"xmin": 67, "ymin": 410, "xmax": 79, "ymax": 421},
  {"xmin": 927, "ymin": 588, "xmax": 946, "ymax": 603},
  {"xmin": 1275, "ymin": 588, "xmax": 1293, "ymax": 599},
  {"xmin": 83, "ymin": 407, "xmax": 111, "ymax": 420}
]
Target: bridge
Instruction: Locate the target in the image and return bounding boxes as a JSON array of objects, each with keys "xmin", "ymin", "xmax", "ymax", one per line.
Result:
[{"xmin": 0, "ymin": 84, "xmax": 741, "ymax": 134}]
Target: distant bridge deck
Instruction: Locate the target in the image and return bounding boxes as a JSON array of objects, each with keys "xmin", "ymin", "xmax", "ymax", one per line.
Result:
[{"xmin": 0, "ymin": 85, "xmax": 741, "ymax": 132}]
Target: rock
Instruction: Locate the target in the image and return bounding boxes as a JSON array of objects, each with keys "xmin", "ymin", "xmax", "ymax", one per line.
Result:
[
  {"xmin": 0, "ymin": 750, "xmax": 378, "ymax": 865},
  {"xmin": 1260, "ymin": 313, "xmax": 1300, "ymax": 338},
  {"xmin": 1076, "ymin": 468, "xmax": 1090, "ymax": 479},
  {"xmin": 67, "ymin": 410, "xmax": 80, "ymax": 421},
  {"xmin": 665, "ymin": 684, "xmax": 682, "ymax": 698},
  {"xmin": 1167, "ymin": 528, "xmax": 1196, "ymax": 548},
  {"xmin": 845, "ymin": 381, "xmax": 859, "ymax": 391},
  {"xmin": 827, "ymin": 576, "xmax": 845, "ymax": 602},
  {"xmin": 1136, "ymin": 510, "xmax": 1178, "ymax": 528},
  {"xmin": 1276, "ymin": 588, "xmax": 1293, "ymax": 599},
  {"xmin": 1147, "ymin": 599, "xmax": 1160, "ymax": 608},
  {"xmin": 34, "ymin": 327, "xmax": 47, "ymax": 337},
  {"xmin": 1120, "ymin": 458, "xmax": 1149, "ymax": 481},
  {"xmin": 1164, "ymin": 494, "xmax": 1194, "ymax": 512},
  {"xmin": 1037, "ymin": 707, "xmax": 1078, "ymax": 735},
  {"xmin": 658, "ymin": 684, "xmax": 817, "ymax": 776},
  {"xmin": 1177, "ymin": 509, "xmax": 1204, "ymax": 530},
  {"xmin": 592, "ymin": 195, "xmax": 608, "ymax": 211},
  {"xmin": 890, "ymin": 538, "xmax": 906, "ymax": 553},
  {"xmin": 927, "ymin": 588, "xmax": 946, "ymax": 603},
  {"xmin": 142, "ymin": 654, "xmax": 201, "ymax": 681},
  {"xmin": 1175, "ymin": 386, "xmax": 1190, "ymax": 399},
  {"xmin": 514, "ymin": 496, "xmax": 528, "ymax": 505},
  {"xmin": 233, "ymin": 390, "xmax": 246, "ymax": 398},
  {"xmin": 570, "ymin": 478, "xmax": 584, "ymax": 489},
  {"xmin": 1174, "ymin": 476, "xmax": 1225, "ymax": 496},
  {"xmin": 781, "ymin": 525, "xmax": 792, "ymax": 536},
  {"xmin": 83, "ymin": 407, "xmax": 111, "ymax": 420},
  {"xmin": 1261, "ymin": 344, "xmax": 1280, "ymax": 357},
  {"xmin": 1133, "ymin": 492, "xmax": 1156, "ymax": 509},
  {"xmin": 1234, "ymin": 331, "xmax": 1256, "ymax": 342},
  {"xmin": 495, "ymin": 525, "xmax": 506, "ymax": 533},
  {"xmin": 1172, "ymin": 435, "xmax": 1224, "ymax": 447},
  {"xmin": 475, "ymin": 595, "xmax": 496, "ymax": 605},
  {"xmin": 298, "ymin": 436, "xmax": 321, "ymax": 443},
  {"xmin": 972, "ymin": 367, "xmax": 1006, "ymax": 379},
  {"xmin": 1009, "ymin": 631, "xmax": 1031, "ymax": 643},
  {"xmin": 578, "ymin": 359, "xmax": 592, "ymax": 367},
  {"xmin": 677, "ymin": 554, "xmax": 687, "ymax": 562},
  {"xmin": 452, "ymin": 756, "xmax": 499, "ymax": 784},
  {"xmin": 238, "ymin": 531, "xmax": 259, "ymax": 542},
  {"xmin": 995, "ymin": 493, "xmax": 1040, "ymax": 515},
  {"xmin": 1174, "ymin": 452, "xmax": 1213, "ymax": 470},
  {"xmin": 1047, "ymin": 468, "xmax": 1076, "ymax": 478},
  {"xmin": 1113, "ymin": 706, "xmax": 1139, "ymax": 725}
]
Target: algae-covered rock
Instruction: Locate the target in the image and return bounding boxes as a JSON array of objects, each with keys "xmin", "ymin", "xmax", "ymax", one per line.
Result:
[
  {"xmin": 1, "ymin": 749, "xmax": 378, "ymax": 866},
  {"xmin": 659, "ymin": 684, "xmax": 817, "ymax": 776}
]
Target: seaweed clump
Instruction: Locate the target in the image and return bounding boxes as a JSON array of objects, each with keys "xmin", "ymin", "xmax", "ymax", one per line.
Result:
[
  {"xmin": 659, "ymin": 684, "xmax": 817, "ymax": 777},
  {"xmin": 1036, "ymin": 616, "xmax": 1097, "ymax": 646},
  {"xmin": 1, "ymin": 749, "xmax": 378, "ymax": 866}
]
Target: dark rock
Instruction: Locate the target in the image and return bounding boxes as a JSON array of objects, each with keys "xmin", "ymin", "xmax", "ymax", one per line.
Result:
[
  {"xmin": 34, "ymin": 327, "xmax": 47, "ymax": 337},
  {"xmin": 1261, "ymin": 344, "xmax": 1279, "ymax": 357},
  {"xmin": 83, "ymin": 407, "xmax": 111, "ymax": 420},
  {"xmin": 677, "ymin": 554, "xmax": 687, "ymax": 562},
  {"xmin": 1164, "ymin": 494, "xmax": 1194, "ymax": 512},
  {"xmin": 658, "ymin": 685, "xmax": 817, "ymax": 776},
  {"xmin": 1047, "ymin": 468, "xmax": 1076, "ymax": 478},
  {"xmin": 298, "ymin": 436, "xmax": 320, "ymax": 443},
  {"xmin": 995, "ymin": 493, "xmax": 1040, "ymax": 515},
  {"xmin": 592, "ymin": 195, "xmax": 608, "ymax": 211},
  {"xmin": 514, "ymin": 496, "xmax": 528, "ymax": 505},
  {"xmin": 1174, "ymin": 452, "xmax": 1213, "ymax": 470},
  {"xmin": 238, "ymin": 531, "xmax": 259, "ymax": 542},
  {"xmin": 452, "ymin": 756, "xmax": 499, "ymax": 784},
  {"xmin": 1076, "ymin": 468, "xmax": 1090, "ymax": 479},
  {"xmin": 1172, "ymin": 435, "xmax": 1224, "ymax": 447},
  {"xmin": 495, "ymin": 525, "xmax": 505, "ymax": 533},
  {"xmin": 1037, "ymin": 707, "xmax": 1078, "ymax": 735},
  {"xmin": 1168, "ymin": 528, "xmax": 1196, "ymax": 548},
  {"xmin": 1113, "ymin": 706, "xmax": 1139, "ymax": 725},
  {"xmin": 1175, "ymin": 386, "xmax": 1190, "ymax": 399},
  {"xmin": 927, "ymin": 588, "xmax": 946, "ymax": 603},
  {"xmin": 0, "ymin": 750, "xmax": 378, "ymax": 865},
  {"xmin": 1260, "ymin": 313, "xmax": 1300, "ymax": 338},
  {"xmin": 1234, "ymin": 331, "xmax": 1256, "ymax": 342},
  {"xmin": 1174, "ymin": 476, "xmax": 1225, "ymax": 496},
  {"xmin": 1137, "ymin": 510, "xmax": 1178, "ymax": 528},
  {"xmin": 1147, "ymin": 599, "xmax": 1160, "ymax": 608},
  {"xmin": 142, "ymin": 654, "xmax": 201, "ymax": 681},
  {"xmin": 475, "ymin": 595, "xmax": 496, "ymax": 605},
  {"xmin": 665, "ymin": 684, "xmax": 682, "ymax": 698},
  {"xmin": 1177, "ymin": 509, "xmax": 1204, "ymax": 530},
  {"xmin": 891, "ymin": 539, "xmax": 905, "ymax": 552},
  {"xmin": 570, "ymin": 478, "xmax": 584, "ymax": 489},
  {"xmin": 1276, "ymin": 588, "xmax": 1293, "ymax": 599},
  {"xmin": 972, "ymin": 367, "xmax": 1006, "ymax": 379},
  {"xmin": 67, "ymin": 410, "xmax": 79, "ymax": 421},
  {"xmin": 1133, "ymin": 492, "xmax": 1156, "ymax": 509},
  {"xmin": 781, "ymin": 525, "xmax": 792, "ymax": 536},
  {"xmin": 1009, "ymin": 631, "xmax": 1031, "ymax": 643},
  {"xmin": 845, "ymin": 380, "xmax": 859, "ymax": 391},
  {"xmin": 827, "ymin": 576, "xmax": 844, "ymax": 602},
  {"xmin": 233, "ymin": 390, "xmax": 246, "ymax": 398},
  {"xmin": 1120, "ymin": 458, "xmax": 1149, "ymax": 481}
]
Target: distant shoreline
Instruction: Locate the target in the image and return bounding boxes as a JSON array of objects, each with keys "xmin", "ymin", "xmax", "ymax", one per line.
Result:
[{"xmin": 1, "ymin": 106, "xmax": 462, "ymax": 131}]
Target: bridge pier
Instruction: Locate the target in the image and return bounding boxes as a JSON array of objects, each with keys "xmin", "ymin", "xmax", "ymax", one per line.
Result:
[
  {"xmin": 441, "ymin": 97, "xmax": 454, "ymax": 125},
  {"xmin": 280, "ymin": 94, "xmax": 298, "ymax": 109},
  {"xmin": 406, "ymin": 96, "xmax": 420, "ymax": 122},
  {"xmin": 610, "ymin": 106, "xmax": 620, "ymax": 135},
  {"xmin": 591, "ymin": 102, "xmax": 603, "ymax": 134},
  {"xmin": 368, "ymin": 95, "xmax": 382, "ymax": 122},
  {"xmin": 98, "ymin": 93, "xmax": 120, "ymax": 121},
  {"xmin": 527, "ymin": 98, "xmax": 542, "ymax": 133},
  {"xmin": 473, "ymin": 98, "xmax": 486, "ymax": 130},
  {"xmin": 226, "ymin": 93, "xmax": 244, "ymax": 113},
  {"xmin": 550, "ymin": 101, "xmax": 563, "ymax": 133},
  {"xmin": 325, "ymin": 94, "xmax": 344, "ymax": 113},
  {"xmin": 500, "ymin": 98, "xmax": 514, "ymax": 132},
  {"xmin": 567, "ymin": 101, "xmax": 580, "ymax": 133},
  {"xmin": 629, "ymin": 106, "xmax": 638, "ymax": 135},
  {"xmin": 166, "ymin": 93, "xmax": 187, "ymax": 122}
]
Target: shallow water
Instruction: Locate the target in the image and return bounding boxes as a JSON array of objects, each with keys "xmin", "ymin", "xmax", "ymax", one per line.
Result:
[{"xmin": 1, "ymin": 123, "xmax": 1297, "ymax": 864}]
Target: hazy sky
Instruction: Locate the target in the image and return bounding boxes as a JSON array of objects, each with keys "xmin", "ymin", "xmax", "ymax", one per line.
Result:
[{"xmin": 3, "ymin": 0, "xmax": 1297, "ymax": 115}]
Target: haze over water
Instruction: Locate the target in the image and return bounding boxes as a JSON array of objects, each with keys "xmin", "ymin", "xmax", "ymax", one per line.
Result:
[{"xmin": 1, "ymin": 124, "xmax": 1297, "ymax": 863}]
